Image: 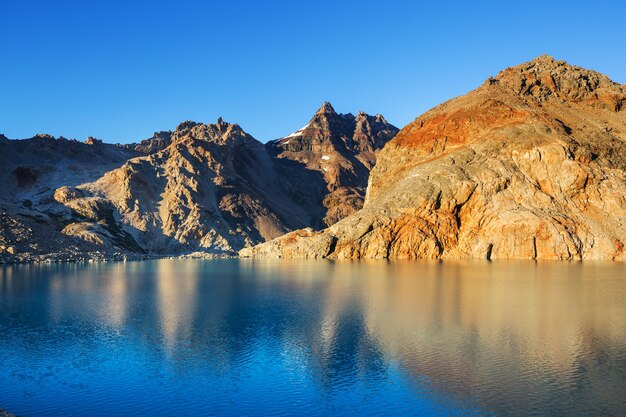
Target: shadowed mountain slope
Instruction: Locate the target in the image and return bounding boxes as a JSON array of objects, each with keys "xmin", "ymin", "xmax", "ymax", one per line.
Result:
[{"xmin": 267, "ymin": 102, "xmax": 398, "ymax": 226}]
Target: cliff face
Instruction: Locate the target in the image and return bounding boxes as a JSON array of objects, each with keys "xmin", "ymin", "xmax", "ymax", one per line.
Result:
[
  {"xmin": 54, "ymin": 120, "xmax": 312, "ymax": 255},
  {"xmin": 241, "ymin": 56, "xmax": 626, "ymax": 261},
  {"xmin": 267, "ymin": 102, "xmax": 399, "ymax": 226}
]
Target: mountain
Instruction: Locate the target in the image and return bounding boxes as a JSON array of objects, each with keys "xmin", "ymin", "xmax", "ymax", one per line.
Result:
[
  {"xmin": 241, "ymin": 56, "xmax": 626, "ymax": 261},
  {"xmin": 123, "ymin": 130, "xmax": 173, "ymax": 154},
  {"xmin": 0, "ymin": 104, "xmax": 396, "ymax": 262},
  {"xmin": 0, "ymin": 134, "xmax": 142, "ymax": 261},
  {"xmin": 267, "ymin": 102, "xmax": 399, "ymax": 226},
  {"xmin": 52, "ymin": 119, "xmax": 312, "ymax": 255}
]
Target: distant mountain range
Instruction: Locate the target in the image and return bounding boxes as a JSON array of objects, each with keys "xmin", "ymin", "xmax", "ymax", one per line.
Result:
[
  {"xmin": 2, "ymin": 56, "xmax": 625, "ymax": 263},
  {"xmin": 0, "ymin": 103, "xmax": 398, "ymax": 262}
]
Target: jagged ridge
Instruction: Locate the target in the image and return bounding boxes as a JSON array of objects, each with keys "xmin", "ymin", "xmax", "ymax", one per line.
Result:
[
  {"xmin": 267, "ymin": 102, "xmax": 399, "ymax": 226},
  {"xmin": 0, "ymin": 104, "xmax": 397, "ymax": 261}
]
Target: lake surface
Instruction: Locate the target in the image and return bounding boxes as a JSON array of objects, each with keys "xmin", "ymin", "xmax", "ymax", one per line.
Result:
[{"xmin": 0, "ymin": 260, "xmax": 625, "ymax": 416}]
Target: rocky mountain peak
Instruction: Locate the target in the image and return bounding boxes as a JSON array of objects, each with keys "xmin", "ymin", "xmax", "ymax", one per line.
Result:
[
  {"xmin": 33, "ymin": 133, "xmax": 56, "ymax": 141},
  {"xmin": 493, "ymin": 55, "xmax": 625, "ymax": 105},
  {"xmin": 124, "ymin": 130, "xmax": 173, "ymax": 154},
  {"xmin": 266, "ymin": 102, "xmax": 399, "ymax": 227},
  {"xmin": 356, "ymin": 111, "xmax": 368, "ymax": 119},
  {"xmin": 85, "ymin": 137, "xmax": 103, "ymax": 145},
  {"xmin": 154, "ymin": 130, "xmax": 172, "ymax": 139},
  {"xmin": 374, "ymin": 114, "xmax": 387, "ymax": 123},
  {"xmin": 168, "ymin": 119, "xmax": 250, "ymax": 148},
  {"xmin": 243, "ymin": 57, "xmax": 626, "ymax": 261},
  {"xmin": 316, "ymin": 101, "xmax": 336, "ymax": 115},
  {"xmin": 355, "ymin": 111, "xmax": 388, "ymax": 126},
  {"xmin": 175, "ymin": 120, "xmax": 200, "ymax": 132}
]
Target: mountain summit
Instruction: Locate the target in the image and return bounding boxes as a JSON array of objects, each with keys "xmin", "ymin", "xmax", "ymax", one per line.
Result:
[
  {"xmin": 267, "ymin": 102, "xmax": 399, "ymax": 226},
  {"xmin": 495, "ymin": 55, "xmax": 624, "ymax": 107},
  {"xmin": 243, "ymin": 57, "xmax": 626, "ymax": 261},
  {"xmin": 316, "ymin": 101, "xmax": 336, "ymax": 114}
]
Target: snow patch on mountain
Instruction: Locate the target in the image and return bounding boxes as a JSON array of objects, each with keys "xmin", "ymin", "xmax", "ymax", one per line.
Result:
[{"xmin": 283, "ymin": 122, "xmax": 311, "ymax": 139}]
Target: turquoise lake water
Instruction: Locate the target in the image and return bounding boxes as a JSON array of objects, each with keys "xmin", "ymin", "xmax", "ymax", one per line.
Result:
[{"xmin": 1, "ymin": 259, "xmax": 625, "ymax": 416}]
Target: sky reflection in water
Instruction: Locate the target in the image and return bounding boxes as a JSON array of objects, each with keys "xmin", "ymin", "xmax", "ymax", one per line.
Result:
[{"xmin": 0, "ymin": 259, "xmax": 625, "ymax": 416}]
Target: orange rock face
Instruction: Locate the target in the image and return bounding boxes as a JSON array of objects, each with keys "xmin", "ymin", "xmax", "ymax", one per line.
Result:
[{"xmin": 241, "ymin": 56, "xmax": 626, "ymax": 261}]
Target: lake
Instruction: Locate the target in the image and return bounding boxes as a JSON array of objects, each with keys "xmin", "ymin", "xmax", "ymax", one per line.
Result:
[{"xmin": 0, "ymin": 259, "xmax": 625, "ymax": 416}]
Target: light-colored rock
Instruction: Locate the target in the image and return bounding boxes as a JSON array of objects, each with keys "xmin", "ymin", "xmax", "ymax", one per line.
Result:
[
  {"xmin": 242, "ymin": 56, "xmax": 626, "ymax": 261},
  {"xmin": 53, "ymin": 186, "xmax": 84, "ymax": 203},
  {"xmin": 61, "ymin": 222, "xmax": 115, "ymax": 248},
  {"xmin": 0, "ymin": 136, "xmax": 141, "ymax": 263},
  {"xmin": 56, "ymin": 119, "xmax": 313, "ymax": 255}
]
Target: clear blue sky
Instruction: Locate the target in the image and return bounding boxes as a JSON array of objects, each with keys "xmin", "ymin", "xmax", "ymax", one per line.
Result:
[{"xmin": 1, "ymin": 0, "xmax": 625, "ymax": 143}]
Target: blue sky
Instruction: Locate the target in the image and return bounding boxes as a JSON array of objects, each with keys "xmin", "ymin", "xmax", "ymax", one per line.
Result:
[{"xmin": 1, "ymin": 0, "xmax": 625, "ymax": 143}]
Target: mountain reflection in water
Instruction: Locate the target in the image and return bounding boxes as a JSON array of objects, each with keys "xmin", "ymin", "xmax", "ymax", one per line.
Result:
[{"xmin": 0, "ymin": 259, "xmax": 625, "ymax": 416}]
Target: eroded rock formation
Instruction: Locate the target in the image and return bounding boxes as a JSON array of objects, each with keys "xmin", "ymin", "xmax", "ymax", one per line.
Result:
[
  {"xmin": 53, "ymin": 119, "xmax": 313, "ymax": 255},
  {"xmin": 267, "ymin": 102, "xmax": 399, "ymax": 226},
  {"xmin": 241, "ymin": 56, "xmax": 626, "ymax": 261},
  {"xmin": 0, "ymin": 105, "xmax": 396, "ymax": 261}
]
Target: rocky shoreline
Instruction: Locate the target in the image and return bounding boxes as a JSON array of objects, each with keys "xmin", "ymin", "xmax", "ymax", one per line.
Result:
[{"xmin": 0, "ymin": 251, "xmax": 233, "ymax": 265}]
